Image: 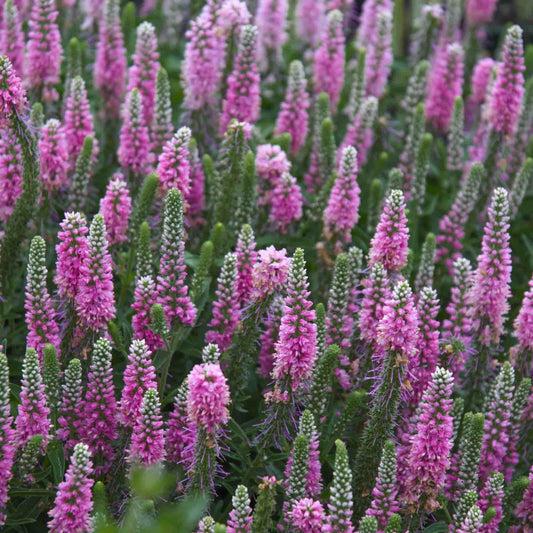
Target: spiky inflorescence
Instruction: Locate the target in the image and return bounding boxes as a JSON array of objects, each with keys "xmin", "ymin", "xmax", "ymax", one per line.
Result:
[
  {"xmin": 166, "ymin": 381, "xmax": 191, "ymax": 464},
  {"xmin": 118, "ymin": 339, "xmax": 157, "ymax": 427},
  {"xmin": 456, "ymin": 505, "xmax": 483, "ymax": 533},
  {"xmin": 348, "ymin": 48, "xmax": 367, "ymax": 120},
  {"xmin": 156, "ymin": 189, "xmax": 197, "ymax": 328},
  {"xmin": 127, "ymin": 388, "xmax": 165, "ymax": 466},
  {"xmin": 220, "ymin": 25, "xmax": 260, "ymax": 134},
  {"xmin": 313, "ymin": 10, "xmax": 344, "ymax": 111},
  {"xmin": 99, "ymin": 175, "xmax": 131, "ymax": 245},
  {"xmin": 357, "ymin": 0, "xmax": 393, "ymax": 47},
  {"xmin": 514, "ymin": 271, "xmax": 533, "ymax": 357},
  {"xmin": 368, "ymin": 189, "xmax": 409, "ymax": 273},
  {"xmin": 0, "ymin": 55, "xmax": 25, "ymax": 130},
  {"xmin": 285, "ymin": 434, "xmax": 310, "ymax": 515},
  {"xmin": 39, "ymin": 119, "xmax": 68, "ymax": 192},
  {"xmin": 132, "ymin": 275, "xmax": 163, "ymax": 352},
  {"xmin": 425, "ymin": 42, "xmax": 464, "ymax": 132},
  {"xmin": 414, "ymin": 233, "xmax": 436, "ymax": 292},
  {"xmin": 255, "ymin": 143, "xmax": 290, "ymax": 205},
  {"xmin": 285, "ymin": 410, "xmax": 322, "ymax": 499},
  {"xmin": 187, "ymin": 139, "xmax": 206, "ymax": 226},
  {"xmin": 235, "ymin": 224, "xmax": 257, "ymax": 304},
  {"xmin": 447, "ymin": 97, "xmax": 464, "ymax": 171},
  {"xmin": 251, "ymin": 246, "xmax": 291, "ymax": 300},
  {"xmin": 291, "ymin": 498, "xmax": 325, "ymax": 533},
  {"xmin": 127, "ymin": 22, "xmax": 160, "ymax": 124},
  {"xmin": 0, "ymin": 128, "xmax": 22, "ymax": 224},
  {"xmin": 479, "ymin": 362, "xmax": 514, "ymax": 484},
  {"xmin": 269, "ymin": 172, "xmax": 303, "ymax": 233},
  {"xmin": 57, "ymin": 358, "xmax": 82, "ymax": 451},
  {"xmin": 366, "ymin": 440, "xmax": 399, "ymax": 530},
  {"xmin": 327, "ymin": 440, "xmax": 354, "ymax": 533},
  {"xmin": 227, "ymin": 485, "xmax": 253, "ymax": 533},
  {"xmin": 15, "ymin": 348, "xmax": 50, "ymax": 448},
  {"xmin": 26, "ymin": 0, "xmax": 62, "ymax": 102},
  {"xmin": 76, "ymin": 214, "xmax": 116, "ymax": 331},
  {"xmin": 206, "ymin": 252, "xmax": 240, "ymax": 352},
  {"xmin": 470, "ymin": 58, "xmax": 498, "ymax": 108},
  {"xmin": 0, "ymin": 353, "xmax": 15, "ymax": 525},
  {"xmin": 324, "ymin": 146, "xmax": 360, "ymax": 244},
  {"xmin": 488, "ymin": 25, "xmax": 525, "ymax": 136},
  {"xmin": 436, "ymin": 163, "xmax": 483, "ymax": 271},
  {"xmin": 62, "ymin": 77, "xmax": 97, "ymax": 169},
  {"xmin": 470, "ymin": 188, "xmax": 512, "ymax": 346},
  {"xmin": 80, "ymin": 338, "xmax": 118, "ymax": 465},
  {"xmin": 275, "ymin": 60, "xmax": 310, "ymax": 155},
  {"xmin": 295, "ymin": 0, "xmax": 325, "ymax": 46},
  {"xmin": 1, "ymin": 0, "xmax": 24, "ymax": 76},
  {"xmin": 55, "ymin": 212, "xmax": 89, "ymax": 301},
  {"xmin": 182, "ymin": 1, "xmax": 227, "ymax": 110},
  {"xmin": 151, "ymin": 67, "xmax": 173, "ymax": 154},
  {"xmin": 478, "ymin": 472, "xmax": 504, "ymax": 533},
  {"xmin": 157, "ymin": 126, "xmax": 192, "ymax": 196},
  {"xmin": 466, "ymin": 0, "xmax": 498, "ymax": 24},
  {"xmin": 118, "ymin": 88, "xmax": 151, "ymax": 177},
  {"xmin": 94, "ymin": 0, "xmax": 127, "ymax": 117},
  {"xmin": 365, "ymin": 10, "xmax": 393, "ymax": 99},
  {"xmin": 256, "ymin": 0, "xmax": 288, "ymax": 71},
  {"xmin": 67, "ymin": 135, "xmax": 94, "ymax": 212},
  {"xmin": 272, "ymin": 249, "xmax": 317, "ymax": 391},
  {"xmin": 48, "ymin": 443, "xmax": 94, "ymax": 533},
  {"xmin": 403, "ymin": 367, "xmax": 454, "ymax": 512},
  {"xmin": 359, "ymin": 262, "xmax": 391, "ymax": 344},
  {"xmin": 25, "ymin": 236, "xmax": 61, "ymax": 360}
]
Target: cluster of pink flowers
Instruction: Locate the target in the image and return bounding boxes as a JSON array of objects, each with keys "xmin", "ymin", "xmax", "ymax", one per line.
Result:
[{"xmin": 99, "ymin": 175, "xmax": 131, "ymax": 245}]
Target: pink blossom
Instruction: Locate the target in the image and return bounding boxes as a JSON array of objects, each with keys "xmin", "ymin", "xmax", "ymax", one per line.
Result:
[
  {"xmin": 514, "ymin": 272, "xmax": 533, "ymax": 355},
  {"xmin": 99, "ymin": 174, "xmax": 132, "ymax": 245},
  {"xmin": 365, "ymin": 10, "xmax": 393, "ymax": 99},
  {"xmin": 0, "ymin": 127, "xmax": 22, "ymax": 224},
  {"xmin": 132, "ymin": 276, "xmax": 164, "ymax": 352},
  {"xmin": 470, "ymin": 58, "xmax": 498, "ymax": 107},
  {"xmin": 157, "ymin": 127, "xmax": 192, "ymax": 196},
  {"xmin": 252, "ymin": 246, "xmax": 291, "ymax": 299},
  {"xmin": 466, "ymin": 0, "xmax": 498, "ymax": 25},
  {"xmin": 39, "ymin": 119, "xmax": 68, "ymax": 192},
  {"xmin": 235, "ymin": 224, "xmax": 258, "ymax": 304},
  {"xmin": 296, "ymin": 0, "xmax": 325, "ymax": 46},
  {"xmin": 270, "ymin": 173, "xmax": 303, "ymax": 233},
  {"xmin": 291, "ymin": 498, "xmax": 326, "ymax": 533},
  {"xmin": 256, "ymin": 0, "xmax": 288, "ymax": 71},
  {"xmin": 0, "ymin": 0, "xmax": 24, "ymax": 76}
]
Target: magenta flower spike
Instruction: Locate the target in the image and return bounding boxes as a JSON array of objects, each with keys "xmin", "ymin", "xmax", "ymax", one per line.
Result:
[
  {"xmin": 271, "ymin": 248, "xmax": 317, "ymax": 391},
  {"xmin": 132, "ymin": 275, "xmax": 164, "ymax": 352},
  {"xmin": 368, "ymin": 189, "xmax": 409, "ymax": 273},
  {"xmin": 39, "ymin": 119, "xmax": 68, "ymax": 193},
  {"xmin": 157, "ymin": 189, "xmax": 197, "ymax": 328},
  {"xmin": 127, "ymin": 388, "xmax": 165, "ymax": 466},
  {"xmin": 206, "ymin": 253, "xmax": 241, "ymax": 353},
  {"xmin": 258, "ymin": 296, "xmax": 284, "ymax": 378},
  {"xmin": 357, "ymin": 0, "xmax": 392, "ymax": 47},
  {"xmin": 15, "ymin": 348, "xmax": 50, "ymax": 449},
  {"xmin": 186, "ymin": 141, "xmax": 206, "ymax": 226},
  {"xmin": 1, "ymin": 0, "xmax": 24, "ymax": 76},
  {"xmin": 227, "ymin": 485, "xmax": 253, "ymax": 533},
  {"xmin": 256, "ymin": 0, "xmax": 288, "ymax": 71},
  {"xmin": 274, "ymin": 60, "xmax": 310, "ymax": 155},
  {"xmin": 127, "ymin": 22, "xmax": 160, "ymax": 125},
  {"xmin": 57, "ymin": 358, "xmax": 83, "ymax": 451},
  {"xmin": 99, "ymin": 174, "xmax": 132, "ymax": 245},
  {"xmin": 295, "ymin": 0, "xmax": 325, "ymax": 46},
  {"xmin": 478, "ymin": 473, "xmax": 504, "ymax": 533},
  {"xmin": 269, "ymin": 172, "xmax": 303, "ymax": 233},
  {"xmin": 48, "ymin": 443, "xmax": 93, "ymax": 533},
  {"xmin": 94, "ymin": 0, "xmax": 127, "ymax": 117},
  {"xmin": 55, "ymin": 212, "xmax": 89, "ymax": 301},
  {"xmin": 514, "ymin": 272, "xmax": 533, "ymax": 358},
  {"xmin": 26, "ymin": 0, "xmax": 62, "ymax": 102},
  {"xmin": 255, "ymin": 143, "xmax": 291, "ymax": 207},
  {"xmin": 466, "ymin": 0, "xmax": 498, "ymax": 25},
  {"xmin": 118, "ymin": 339, "xmax": 157, "ymax": 427},
  {"xmin": 0, "ymin": 55, "xmax": 25, "ymax": 130},
  {"xmin": 25, "ymin": 236, "xmax": 61, "ymax": 360},
  {"xmin": 0, "ymin": 353, "xmax": 15, "ymax": 525},
  {"xmin": 166, "ymin": 381, "xmax": 193, "ymax": 465},
  {"xmin": 324, "ymin": 146, "xmax": 360, "ymax": 244},
  {"xmin": 291, "ymin": 498, "xmax": 326, "ymax": 533},
  {"xmin": 470, "ymin": 188, "xmax": 511, "ymax": 347},
  {"xmin": 0, "ymin": 128, "xmax": 22, "ymax": 224},
  {"xmin": 118, "ymin": 88, "xmax": 151, "ymax": 178},
  {"xmin": 313, "ymin": 10, "xmax": 345, "ymax": 111},
  {"xmin": 156, "ymin": 126, "xmax": 192, "ymax": 197},
  {"xmin": 403, "ymin": 367, "xmax": 454, "ymax": 512},
  {"xmin": 220, "ymin": 25, "xmax": 261, "ymax": 135},
  {"xmin": 425, "ymin": 42, "xmax": 464, "ymax": 132},
  {"xmin": 76, "ymin": 214, "xmax": 116, "ymax": 332},
  {"xmin": 62, "ymin": 76, "xmax": 97, "ymax": 170},
  {"xmin": 487, "ymin": 25, "xmax": 525, "ymax": 136},
  {"xmin": 235, "ymin": 224, "xmax": 258, "ymax": 304},
  {"xmin": 470, "ymin": 58, "xmax": 498, "ymax": 108},
  {"xmin": 80, "ymin": 338, "xmax": 118, "ymax": 467},
  {"xmin": 365, "ymin": 9, "xmax": 393, "ymax": 99}
]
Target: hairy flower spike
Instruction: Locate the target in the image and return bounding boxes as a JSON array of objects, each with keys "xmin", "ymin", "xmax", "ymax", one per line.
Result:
[
  {"xmin": 270, "ymin": 172, "xmax": 303, "ymax": 233},
  {"xmin": 68, "ymin": 135, "xmax": 94, "ymax": 212},
  {"xmin": 0, "ymin": 56, "xmax": 25, "ymax": 129},
  {"xmin": 25, "ymin": 236, "xmax": 61, "ymax": 360},
  {"xmin": 48, "ymin": 443, "xmax": 94, "ymax": 533},
  {"xmin": 514, "ymin": 271, "xmax": 533, "ymax": 357},
  {"xmin": 291, "ymin": 498, "xmax": 325, "ymax": 533},
  {"xmin": 57, "ymin": 358, "xmax": 82, "ymax": 450},
  {"xmin": 0, "ymin": 353, "xmax": 14, "ymax": 525},
  {"xmin": 470, "ymin": 187, "xmax": 511, "ymax": 346},
  {"xmin": 157, "ymin": 127, "xmax": 192, "ymax": 197},
  {"xmin": 313, "ymin": 10, "xmax": 345, "ymax": 111},
  {"xmin": 369, "ymin": 189, "xmax": 409, "ymax": 273},
  {"xmin": 76, "ymin": 214, "xmax": 116, "ymax": 331},
  {"xmin": 457, "ymin": 505, "xmax": 483, "ymax": 533},
  {"xmin": 220, "ymin": 25, "xmax": 261, "ymax": 134},
  {"xmin": 227, "ymin": 485, "xmax": 253, "ymax": 533},
  {"xmin": 252, "ymin": 246, "xmax": 291, "ymax": 299},
  {"xmin": 1, "ymin": 0, "xmax": 24, "ymax": 76},
  {"xmin": 275, "ymin": 60, "xmax": 310, "ymax": 154},
  {"xmin": 286, "ymin": 433, "xmax": 309, "ymax": 504},
  {"xmin": 488, "ymin": 25, "xmax": 525, "ymax": 136},
  {"xmin": 206, "ymin": 252, "xmax": 240, "ymax": 352},
  {"xmin": 235, "ymin": 224, "xmax": 257, "ymax": 304},
  {"xmin": 466, "ymin": 0, "xmax": 498, "ymax": 24},
  {"xmin": 151, "ymin": 68, "xmax": 173, "ymax": 154},
  {"xmin": 327, "ymin": 440, "xmax": 354, "ymax": 533},
  {"xmin": 0, "ymin": 128, "xmax": 22, "ymax": 224},
  {"xmin": 365, "ymin": 10, "xmax": 393, "ymax": 99},
  {"xmin": 447, "ymin": 97, "xmax": 465, "ymax": 171},
  {"xmin": 478, "ymin": 472, "xmax": 504, "ymax": 533},
  {"xmin": 256, "ymin": 0, "xmax": 288, "ymax": 71},
  {"xmin": 26, "ymin": 0, "xmax": 63, "ymax": 102},
  {"xmin": 39, "ymin": 119, "xmax": 68, "ymax": 192},
  {"xmin": 99, "ymin": 175, "xmax": 131, "ymax": 245},
  {"xmin": 156, "ymin": 189, "xmax": 197, "ymax": 328}
]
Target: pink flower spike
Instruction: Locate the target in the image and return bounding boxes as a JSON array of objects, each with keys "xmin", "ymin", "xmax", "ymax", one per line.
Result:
[
  {"xmin": 0, "ymin": 128, "xmax": 22, "ymax": 224},
  {"xmin": 39, "ymin": 119, "xmax": 68, "ymax": 193},
  {"xmin": 1, "ymin": 0, "xmax": 24, "ymax": 76},
  {"xmin": 132, "ymin": 275, "xmax": 164, "ymax": 352},
  {"xmin": 99, "ymin": 174, "xmax": 132, "ymax": 245},
  {"xmin": 313, "ymin": 10, "xmax": 345, "ymax": 111},
  {"xmin": 56, "ymin": 358, "xmax": 83, "ymax": 451},
  {"xmin": 256, "ymin": 0, "xmax": 288, "ymax": 71},
  {"xmin": 227, "ymin": 485, "xmax": 253, "ymax": 533},
  {"xmin": 270, "ymin": 173, "xmax": 303, "ymax": 233},
  {"xmin": 157, "ymin": 127, "xmax": 192, "ymax": 197},
  {"xmin": 365, "ymin": 9, "xmax": 393, "ymax": 99},
  {"xmin": 478, "ymin": 473, "xmax": 504, "ymax": 533},
  {"xmin": 291, "ymin": 498, "xmax": 325, "ymax": 533},
  {"xmin": 48, "ymin": 443, "xmax": 94, "ymax": 533},
  {"xmin": 514, "ymin": 272, "xmax": 533, "ymax": 356},
  {"xmin": 357, "ymin": 0, "xmax": 393, "ymax": 48},
  {"xmin": 166, "ymin": 382, "xmax": 192, "ymax": 465},
  {"xmin": 470, "ymin": 58, "xmax": 498, "ymax": 107},
  {"xmin": 0, "ymin": 55, "xmax": 26, "ymax": 129},
  {"xmin": 252, "ymin": 246, "xmax": 291, "ymax": 300},
  {"xmin": 296, "ymin": 0, "xmax": 325, "ymax": 46}
]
